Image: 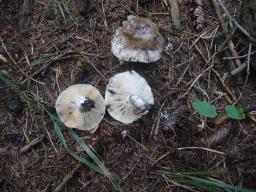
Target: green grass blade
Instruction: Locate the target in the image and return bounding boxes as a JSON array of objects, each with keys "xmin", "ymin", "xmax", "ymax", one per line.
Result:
[
  {"xmin": 0, "ymin": 72, "xmax": 123, "ymax": 191},
  {"xmin": 31, "ymin": 55, "xmax": 52, "ymax": 65},
  {"xmin": 174, "ymin": 177, "xmax": 218, "ymax": 192},
  {"xmin": 156, "ymin": 170, "xmax": 227, "ymax": 176},
  {"xmin": 157, "ymin": 171, "xmax": 256, "ymax": 192},
  {"xmin": 68, "ymin": 129, "xmax": 103, "ymax": 166},
  {"xmin": 0, "ymin": 73, "xmax": 26, "ymax": 100},
  {"xmin": 0, "ymin": 72, "xmax": 32, "ymax": 106},
  {"xmin": 184, "ymin": 175, "xmax": 256, "ymax": 192},
  {"xmin": 68, "ymin": 129, "xmax": 123, "ymax": 191},
  {"xmin": 50, "ymin": 114, "xmax": 104, "ymax": 174}
]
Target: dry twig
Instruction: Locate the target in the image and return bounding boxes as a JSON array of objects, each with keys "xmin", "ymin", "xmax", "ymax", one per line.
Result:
[
  {"xmin": 177, "ymin": 146, "xmax": 225, "ymax": 155},
  {"xmin": 210, "ymin": 0, "xmax": 242, "ymax": 68},
  {"xmin": 54, "ymin": 164, "xmax": 81, "ymax": 192},
  {"xmin": 20, "ymin": 135, "xmax": 45, "ymax": 153},
  {"xmin": 216, "ymin": 0, "xmax": 255, "ymax": 42}
]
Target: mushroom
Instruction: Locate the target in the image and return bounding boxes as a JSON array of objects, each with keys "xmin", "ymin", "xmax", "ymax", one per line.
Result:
[
  {"xmin": 111, "ymin": 15, "xmax": 165, "ymax": 63},
  {"xmin": 105, "ymin": 70, "xmax": 154, "ymax": 124},
  {"xmin": 55, "ymin": 84, "xmax": 105, "ymax": 131}
]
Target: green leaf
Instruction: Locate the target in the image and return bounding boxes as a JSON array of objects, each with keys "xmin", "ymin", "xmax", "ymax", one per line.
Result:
[
  {"xmin": 225, "ymin": 105, "xmax": 245, "ymax": 120},
  {"xmin": 192, "ymin": 101, "xmax": 217, "ymax": 118}
]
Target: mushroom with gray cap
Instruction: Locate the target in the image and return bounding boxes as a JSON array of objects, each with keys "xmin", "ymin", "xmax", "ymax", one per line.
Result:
[
  {"xmin": 111, "ymin": 15, "xmax": 165, "ymax": 63},
  {"xmin": 105, "ymin": 70, "xmax": 154, "ymax": 124},
  {"xmin": 55, "ymin": 84, "xmax": 106, "ymax": 131}
]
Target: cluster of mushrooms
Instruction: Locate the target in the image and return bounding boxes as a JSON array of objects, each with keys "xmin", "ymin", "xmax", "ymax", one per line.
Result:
[{"xmin": 55, "ymin": 15, "xmax": 165, "ymax": 131}]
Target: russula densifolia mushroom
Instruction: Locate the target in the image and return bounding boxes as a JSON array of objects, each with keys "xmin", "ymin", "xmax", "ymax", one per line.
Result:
[
  {"xmin": 111, "ymin": 15, "xmax": 165, "ymax": 63},
  {"xmin": 105, "ymin": 70, "xmax": 154, "ymax": 124},
  {"xmin": 55, "ymin": 84, "xmax": 105, "ymax": 131}
]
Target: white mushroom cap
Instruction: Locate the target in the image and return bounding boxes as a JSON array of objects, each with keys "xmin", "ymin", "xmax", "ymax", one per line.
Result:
[
  {"xmin": 111, "ymin": 15, "xmax": 165, "ymax": 63},
  {"xmin": 105, "ymin": 71, "xmax": 154, "ymax": 124},
  {"xmin": 55, "ymin": 84, "xmax": 106, "ymax": 131}
]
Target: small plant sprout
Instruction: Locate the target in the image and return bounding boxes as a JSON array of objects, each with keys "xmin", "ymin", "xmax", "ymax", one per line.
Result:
[
  {"xmin": 55, "ymin": 84, "xmax": 106, "ymax": 131},
  {"xmin": 111, "ymin": 15, "xmax": 165, "ymax": 63},
  {"xmin": 105, "ymin": 70, "xmax": 154, "ymax": 124},
  {"xmin": 225, "ymin": 105, "xmax": 245, "ymax": 120},
  {"xmin": 192, "ymin": 101, "xmax": 217, "ymax": 118},
  {"xmin": 192, "ymin": 101, "xmax": 246, "ymax": 120}
]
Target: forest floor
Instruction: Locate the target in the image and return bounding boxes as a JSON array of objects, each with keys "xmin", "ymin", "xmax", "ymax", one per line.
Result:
[{"xmin": 0, "ymin": 0, "xmax": 256, "ymax": 191}]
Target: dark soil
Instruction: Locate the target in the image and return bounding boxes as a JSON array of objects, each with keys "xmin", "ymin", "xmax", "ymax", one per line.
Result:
[{"xmin": 1, "ymin": 0, "xmax": 256, "ymax": 191}]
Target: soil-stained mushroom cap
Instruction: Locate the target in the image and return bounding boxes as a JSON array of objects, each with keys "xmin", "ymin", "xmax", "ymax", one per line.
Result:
[
  {"xmin": 105, "ymin": 71, "xmax": 154, "ymax": 124},
  {"xmin": 111, "ymin": 15, "xmax": 165, "ymax": 63},
  {"xmin": 55, "ymin": 84, "xmax": 105, "ymax": 131}
]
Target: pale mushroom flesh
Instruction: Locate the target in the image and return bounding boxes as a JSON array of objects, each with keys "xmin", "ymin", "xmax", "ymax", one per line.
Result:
[{"xmin": 105, "ymin": 71, "xmax": 154, "ymax": 124}]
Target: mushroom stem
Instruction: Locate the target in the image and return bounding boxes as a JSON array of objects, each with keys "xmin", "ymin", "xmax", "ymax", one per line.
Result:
[{"xmin": 129, "ymin": 95, "xmax": 150, "ymax": 114}]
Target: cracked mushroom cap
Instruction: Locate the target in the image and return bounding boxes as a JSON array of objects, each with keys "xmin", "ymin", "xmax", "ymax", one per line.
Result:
[
  {"xmin": 55, "ymin": 84, "xmax": 106, "ymax": 131},
  {"xmin": 105, "ymin": 70, "xmax": 154, "ymax": 124},
  {"xmin": 111, "ymin": 15, "xmax": 165, "ymax": 63}
]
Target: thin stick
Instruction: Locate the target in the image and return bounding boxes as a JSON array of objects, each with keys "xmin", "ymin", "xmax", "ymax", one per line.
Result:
[
  {"xmin": 151, "ymin": 100, "xmax": 167, "ymax": 138},
  {"xmin": 212, "ymin": 68, "xmax": 237, "ymax": 101},
  {"xmin": 177, "ymin": 147, "xmax": 225, "ymax": 155},
  {"xmin": 20, "ymin": 135, "xmax": 45, "ymax": 153},
  {"xmin": 80, "ymin": 54, "xmax": 107, "ymax": 82},
  {"xmin": 181, "ymin": 65, "xmax": 213, "ymax": 98},
  {"xmin": 57, "ymin": 2, "xmax": 67, "ymax": 24},
  {"xmin": 210, "ymin": 0, "xmax": 242, "ymax": 67},
  {"xmin": 216, "ymin": 0, "xmax": 255, "ymax": 42},
  {"xmin": 230, "ymin": 62, "xmax": 247, "ymax": 76},
  {"xmin": 127, "ymin": 135, "xmax": 148, "ymax": 151},
  {"xmin": 0, "ymin": 36, "xmax": 17, "ymax": 65},
  {"xmin": 223, "ymin": 50, "xmax": 256, "ymax": 60},
  {"xmin": 54, "ymin": 164, "xmax": 81, "ymax": 192},
  {"xmin": 193, "ymin": 44, "xmax": 237, "ymax": 102},
  {"xmin": 22, "ymin": 51, "xmax": 80, "ymax": 83},
  {"xmin": 176, "ymin": 61, "xmax": 193, "ymax": 86},
  {"xmin": 165, "ymin": 177, "xmax": 198, "ymax": 192},
  {"xmin": 243, "ymin": 43, "xmax": 252, "ymax": 92},
  {"xmin": 151, "ymin": 151, "xmax": 171, "ymax": 167},
  {"xmin": 22, "ymin": 127, "xmax": 39, "ymax": 158},
  {"xmin": 246, "ymin": 43, "xmax": 252, "ymax": 75},
  {"xmin": 120, "ymin": 154, "xmax": 142, "ymax": 183},
  {"xmin": 43, "ymin": 122, "xmax": 59, "ymax": 154}
]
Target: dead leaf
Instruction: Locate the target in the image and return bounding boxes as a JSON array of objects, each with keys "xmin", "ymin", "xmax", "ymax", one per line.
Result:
[{"xmin": 200, "ymin": 122, "xmax": 233, "ymax": 146}]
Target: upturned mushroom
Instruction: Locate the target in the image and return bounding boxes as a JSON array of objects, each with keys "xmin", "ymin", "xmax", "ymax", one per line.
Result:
[
  {"xmin": 105, "ymin": 70, "xmax": 154, "ymax": 124},
  {"xmin": 111, "ymin": 15, "xmax": 165, "ymax": 63},
  {"xmin": 55, "ymin": 84, "xmax": 105, "ymax": 131}
]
